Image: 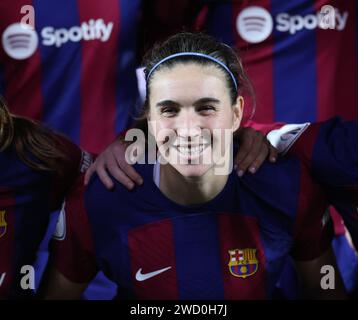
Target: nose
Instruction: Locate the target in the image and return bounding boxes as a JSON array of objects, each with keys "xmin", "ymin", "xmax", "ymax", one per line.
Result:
[{"xmin": 176, "ymin": 109, "xmax": 202, "ymax": 139}]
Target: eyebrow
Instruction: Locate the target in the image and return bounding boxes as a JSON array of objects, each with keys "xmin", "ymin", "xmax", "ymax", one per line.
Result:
[
  {"xmin": 156, "ymin": 97, "xmax": 221, "ymax": 108},
  {"xmin": 193, "ymin": 97, "xmax": 220, "ymax": 106}
]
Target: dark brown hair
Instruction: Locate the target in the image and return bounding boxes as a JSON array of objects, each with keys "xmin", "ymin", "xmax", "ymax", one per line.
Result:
[
  {"xmin": 142, "ymin": 32, "xmax": 255, "ymax": 115},
  {"xmin": 0, "ymin": 96, "xmax": 70, "ymax": 175}
]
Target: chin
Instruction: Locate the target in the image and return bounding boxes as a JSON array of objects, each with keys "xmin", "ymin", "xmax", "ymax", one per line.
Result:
[
  {"xmin": 172, "ymin": 163, "xmax": 212, "ymax": 179},
  {"xmin": 161, "ymin": 144, "xmax": 215, "ymax": 178}
]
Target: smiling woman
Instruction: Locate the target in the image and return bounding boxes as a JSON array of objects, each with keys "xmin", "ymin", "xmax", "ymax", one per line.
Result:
[
  {"xmin": 44, "ymin": 33, "xmax": 346, "ymax": 300},
  {"xmin": 131, "ymin": 33, "xmax": 254, "ymax": 204},
  {"xmin": 146, "ymin": 62, "xmax": 243, "ymax": 204}
]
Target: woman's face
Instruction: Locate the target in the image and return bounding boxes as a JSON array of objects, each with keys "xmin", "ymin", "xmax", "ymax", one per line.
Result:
[{"xmin": 148, "ymin": 63, "xmax": 243, "ymax": 178}]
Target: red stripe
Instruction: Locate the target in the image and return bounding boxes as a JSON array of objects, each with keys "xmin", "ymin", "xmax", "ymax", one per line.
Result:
[
  {"xmin": 77, "ymin": 0, "xmax": 119, "ymax": 153},
  {"xmin": 330, "ymin": 208, "xmax": 345, "ymax": 236},
  {"xmin": 288, "ymin": 122, "xmax": 320, "ymax": 169},
  {"xmin": 51, "ymin": 179, "xmax": 97, "ymax": 284},
  {"xmin": 244, "ymin": 119, "xmax": 285, "ymax": 135},
  {"xmin": 315, "ymin": 0, "xmax": 358, "ymax": 121},
  {"xmin": 0, "ymin": 187, "xmax": 16, "ymax": 298},
  {"xmin": 128, "ymin": 219, "xmax": 179, "ymax": 299},
  {"xmin": 0, "ymin": 0, "xmax": 44, "ymax": 120},
  {"xmin": 291, "ymin": 161, "xmax": 332, "ymax": 261},
  {"xmin": 232, "ymin": 1, "xmax": 275, "ymax": 124},
  {"xmin": 289, "ymin": 123, "xmax": 345, "ymax": 238},
  {"xmin": 217, "ymin": 213, "xmax": 267, "ymax": 299},
  {"xmin": 288, "ymin": 124, "xmax": 328, "ymax": 257}
]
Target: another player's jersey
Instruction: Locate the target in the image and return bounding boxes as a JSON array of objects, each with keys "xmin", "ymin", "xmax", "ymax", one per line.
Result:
[
  {"xmin": 201, "ymin": 0, "xmax": 358, "ymax": 123},
  {"xmin": 0, "ymin": 0, "xmax": 142, "ymax": 154},
  {"xmin": 288, "ymin": 117, "xmax": 358, "ymax": 249},
  {"xmin": 53, "ymin": 155, "xmax": 332, "ymax": 299},
  {"xmin": 0, "ymin": 134, "xmax": 87, "ymax": 299}
]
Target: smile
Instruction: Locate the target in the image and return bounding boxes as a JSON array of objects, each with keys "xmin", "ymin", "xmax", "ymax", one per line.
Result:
[{"xmin": 175, "ymin": 144, "xmax": 209, "ymax": 157}]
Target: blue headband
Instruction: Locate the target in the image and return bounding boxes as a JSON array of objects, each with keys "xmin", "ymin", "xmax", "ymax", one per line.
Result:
[{"xmin": 146, "ymin": 52, "xmax": 238, "ymax": 91}]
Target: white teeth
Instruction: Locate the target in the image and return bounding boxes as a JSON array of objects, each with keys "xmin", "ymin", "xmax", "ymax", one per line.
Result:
[{"xmin": 176, "ymin": 145, "xmax": 205, "ymax": 156}]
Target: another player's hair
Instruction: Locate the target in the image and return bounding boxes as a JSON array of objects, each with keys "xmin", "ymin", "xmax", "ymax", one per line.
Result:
[
  {"xmin": 142, "ymin": 32, "xmax": 255, "ymax": 115},
  {"xmin": 0, "ymin": 96, "xmax": 69, "ymax": 175}
]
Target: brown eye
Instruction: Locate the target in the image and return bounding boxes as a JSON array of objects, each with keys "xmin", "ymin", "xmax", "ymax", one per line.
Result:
[
  {"xmin": 197, "ymin": 105, "xmax": 216, "ymax": 114},
  {"xmin": 161, "ymin": 106, "xmax": 178, "ymax": 117}
]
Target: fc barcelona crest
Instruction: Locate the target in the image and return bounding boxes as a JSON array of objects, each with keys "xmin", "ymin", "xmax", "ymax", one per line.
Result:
[
  {"xmin": 228, "ymin": 248, "xmax": 258, "ymax": 278},
  {"xmin": 0, "ymin": 210, "xmax": 7, "ymax": 238}
]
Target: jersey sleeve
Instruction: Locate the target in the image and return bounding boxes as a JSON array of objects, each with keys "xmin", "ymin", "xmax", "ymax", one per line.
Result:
[
  {"xmin": 245, "ymin": 120, "xmax": 312, "ymax": 155},
  {"xmin": 50, "ymin": 134, "xmax": 93, "ymax": 210},
  {"xmin": 290, "ymin": 160, "xmax": 334, "ymax": 261},
  {"xmin": 288, "ymin": 117, "xmax": 358, "ymax": 249},
  {"xmin": 50, "ymin": 175, "xmax": 98, "ymax": 283},
  {"xmin": 244, "ymin": 120, "xmax": 286, "ymax": 136}
]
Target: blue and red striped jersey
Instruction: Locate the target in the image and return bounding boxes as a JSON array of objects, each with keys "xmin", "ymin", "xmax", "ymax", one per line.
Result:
[
  {"xmin": 0, "ymin": 0, "xmax": 142, "ymax": 154},
  {"xmin": 53, "ymin": 154, "xmax": 333, "ymax": 299},
  {"xmin": 201, "ymin": 0, "xmax": 358, "ymax": 123},
  {"xmin": 0, "ymin": 134, "xmax": 86, "ymax": 299},
  {"xmin": 289, "ymin": 117, "xmax": 358, "ymax": 250}
]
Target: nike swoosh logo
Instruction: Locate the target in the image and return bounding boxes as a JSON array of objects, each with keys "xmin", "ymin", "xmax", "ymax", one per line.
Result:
[{"xmin": 135, "ymin": 266, "xmax": 172, "ymax": 281}]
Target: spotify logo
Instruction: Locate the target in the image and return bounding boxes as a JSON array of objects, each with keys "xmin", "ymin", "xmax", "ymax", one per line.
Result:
[
  {"xmin": 237, "ymin": 6, "xmax": 273, "ymax": 43},
  {"xmin": 2, "ymin": 23, "xmax": 38, "ymax": 60}
]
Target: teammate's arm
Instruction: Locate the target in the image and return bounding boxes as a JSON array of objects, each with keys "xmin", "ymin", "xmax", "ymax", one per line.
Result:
[
  {"xmin": 42, "ymin": 177, "xmax": 99, "ymax": 299},
  {"xmin": 84, "ymin": 126, "xmax": 278, "ymax": 189},
  {"xmin": 288, "ymin": 118, "xmax": 358, "ymax": 249},
  {"xmin": 233, "ymin": 125, "xmax": 278, "ymax": 177}
]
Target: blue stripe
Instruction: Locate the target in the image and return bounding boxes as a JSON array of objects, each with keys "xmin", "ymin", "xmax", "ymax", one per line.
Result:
[
  {"xmin": 205, "ymin": 3, "xmax": 236, "ymax": 46},
  {"xmin": 113, "ymin": 228, "xmax": 136, "ymax": 299},
  {"xmin": 240, "ymin": 158, "xmax": 301, "ymax": 297},
  {"xmin": 271, "ymin": 0, "xmax": 317, "ymax": 122},
  {"xmin": 33, "ymin": 0, "xmax": 81, "ymax": 144},
  {"xmin": 33, "ymin": 209, "xmax": 60, "ymax": 290},
  {"xmin": 172, "ymin": 214, "xmax": 224, "ymax": 299},
  {"xmin": 11, "ymin": 174, "xmax": 53, "ymax": 296},
  {"xmin": 115, "ymin": 0, "xmax": 141, "ymax": 133}
]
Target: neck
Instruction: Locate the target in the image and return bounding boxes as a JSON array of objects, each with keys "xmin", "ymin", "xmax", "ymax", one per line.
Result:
[{"xmin": 159, "ymin": 164, "xmax": 228, "ymax": 206}]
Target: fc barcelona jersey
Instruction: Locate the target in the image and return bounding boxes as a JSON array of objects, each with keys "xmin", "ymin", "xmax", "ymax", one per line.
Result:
[
  {"xmin": 289, "ymin": 117, "xmax": 358, "ymax": 249},
  {"xmin": 0, "ymin": 134, "xmax": 86, "ymax": 299},
  {"xmin": 0, "ymin": 0, "xmax": 142, "ymax": 154},
  {"xmin": 201, "ymin": 0, "xmax": 358, "ymax": 123},
  {"xmin": 53, "ymin": 154, "xmax": 332, "ymax": 299}
]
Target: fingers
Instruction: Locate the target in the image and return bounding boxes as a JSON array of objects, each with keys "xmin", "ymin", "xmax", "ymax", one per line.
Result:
[
  {"xmin": 234, "ymin": 127, "xmax": 279, "ymax": 177},
  {"xmin": 246, "ymin": 142, "xmax": 269, "ymax": 173},
  {"xmin": 84, "ymin": 153, "xmax": 116, "ymax": 189},
  {"xmin": 107, "ymin": 166, "xmax": 135, "ymax": 190},
  {"xmin": 84, "ymin": 139, "xmax": 144, "ymax": 190},
  {"xmin": 235, "ymin": 131, "xmax": 265, "ymax": 176},
  {"xmin": 246, "ymin": 140, "xmax": 278, "ymax": 171},
  {"xmin": 96, "ymin": 162, "xmax": 115, "ymax": 190},
  {"xmin": 84, "ymin": 164, "xmax": 95, "ymax": 185},
  {"xmin": 112, "ymin": 144, "xmax": 143, "ymax": 186},
  {"xmin": 115, "ymin": 160, "xmax": 143, "ymax": 186},
  {"xmin": 105, "ymin": 151, "xmax": 136, "ymax": 190},
  {"xmin": 234, "ymin": 128, "xmax": 254, "ymax": 168},
  {"xmin": 269, "ymin": 145, "xmax": 278, "ymax": 163}
]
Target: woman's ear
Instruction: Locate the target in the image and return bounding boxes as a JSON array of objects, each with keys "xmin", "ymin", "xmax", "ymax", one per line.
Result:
[{"xmin": 232, "ymin": 96, "xmax": 244, "ymax": 132}]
